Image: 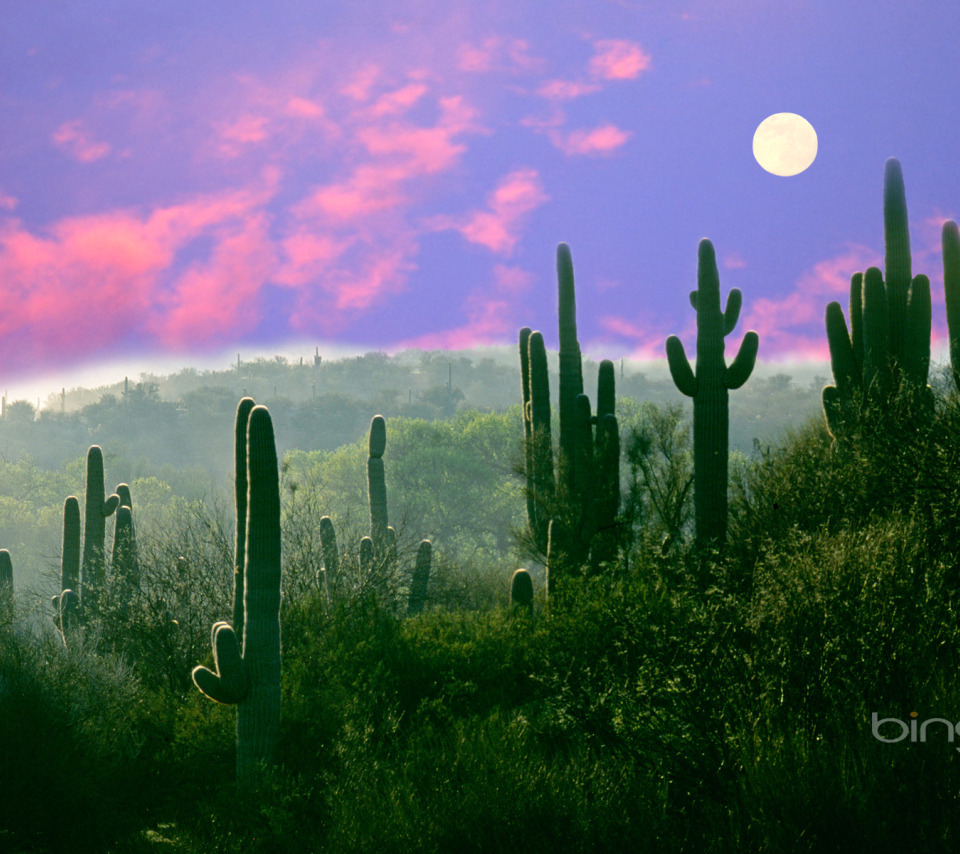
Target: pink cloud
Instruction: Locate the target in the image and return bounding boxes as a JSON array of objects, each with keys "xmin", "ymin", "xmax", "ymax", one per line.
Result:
[
  {"xmin": 456, "ymin": 36, "xmax": 543, "ymax": 74},
  {"xmin": 284, "ymin": 96, "xmax": 325, "ymax": 119},
  {"xmin": 52, "ymin": 120, "xmax": 112, "ymax": 162},
  {"xmin": 741, "ymin": 245, "xmax": 879, "ymax": 356},
  {"xmin": 493, "ymin": 264, "xmax": 534, "ymax": 294},
  {"xmin": 589, "ymin": 40, "xmax": 652, "ymax": 80},
  {"xmin": 536, "ymin": 79, "xmax": 601, "ymax": 100},
  {"xmin": 367, "ymin": 83, "xmax": 429, "ymax": 118},
  {"xmin": 431, "ymin": 169, "xmax": 549, "ymax": 255},
  {"xmin": 275, "ymin": 231, "xmax": 350, "ymax": 287},
  {"xmin": 341, "ymin": 65, "xmax": 382, "ymax": 101},
  {"xmin": 723, "ymin": 252, "xmax": 747, "ymax": 270},
  {"xmin": 550, "ymin": 124, "xmax": 631, "ymax": 156},
  {"xmin": 152, "ymin": 213, "xmax": 277, "ymax": 347},
  {"xmin": 399, "ymin": 295, "xmax": 514, "ymax": 350}
]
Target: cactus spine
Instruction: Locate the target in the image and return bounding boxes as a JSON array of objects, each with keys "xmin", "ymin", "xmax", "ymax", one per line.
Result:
[
  {"xmin": 519, "ymin": 244, "xmax": 621, "ymax": 582},
  {"xmin": 666, "ymin": 238, "xmax": 759, "ymax": 550},
  {"xmin": 80, "ymin": 446, "xmax": 120, "ymax": 615},
  {"xmin": 193, "ymin": 404, "xmax": 282, "ymax": 785},
  {"xmin": 822, "ymin": 158, "xmax": 933, "ymax": 436}
]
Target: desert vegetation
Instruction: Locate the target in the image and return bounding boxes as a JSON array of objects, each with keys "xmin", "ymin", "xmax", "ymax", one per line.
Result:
[{"xmin": 2, "ymin": 159, "xmax": 960, "ymax": 852}]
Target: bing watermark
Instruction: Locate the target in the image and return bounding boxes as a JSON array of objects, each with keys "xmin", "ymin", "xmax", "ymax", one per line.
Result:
[{"xmin": 871, "ymin": 711, "xmax": 960, "ymax": 751}]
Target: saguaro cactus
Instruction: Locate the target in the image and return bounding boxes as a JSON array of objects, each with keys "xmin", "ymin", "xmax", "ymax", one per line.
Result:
[
  {"xmin": 233, "ymin": 397, "xmax": 256, "ymax": 640},
  {"xmin": 822, "ymin": 158, "xmax": 933, "ymax": 436},
  {"xmin": 367, "ymin": 415, "xmax": 389, "ymax": 554},
  {"xmin": 80, "ymin": 446, "xmax": 120, "ymax": 615},
  {"xmin": 666, "ymin": 238, "xmax": 759, "ymax": 549},
  {"xmin": 0, "ymin": 550, "xmax": 12, "ymax": 623},
  {"xmin": 193, "ymin": 404, "xmax": 282, "ymax": 785},
  {"xmin": 519, "ymin": 243, "xmax": 621, "ymax": 578},
  {"xmin": 407, "ymin": 540, "xmax": 432, "ymax": 616},
  {"xmin": 943, "ymin": 219, "xmax": 960, "ymax": 393},
  {"xmin": 510, "ymin": 568, "xmax": 534, "ymax": 616}
]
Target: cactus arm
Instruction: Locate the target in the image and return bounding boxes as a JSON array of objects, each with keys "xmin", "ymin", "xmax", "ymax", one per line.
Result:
[
  {"xmin": 61, "ymin": 496, "xmax": 81, "ymax": 596},
  {"xmin": 192, "ymin": 621, "xmax": 248, "ymax": 704},
  {"xmin": 822, "ymin": 385, "xmax": 844, "ymax": 438},
  {"xmin": 849, "ymin": 273, "xmax": 864, "ymax": 369},
  {"xmin": 725, "ymin": 331, "xmax": 759, "ymax": 390},
  {"xmin": 103, "ymin": 494, "xmax": 120, "ymax": 516},
  {"xmin": 319, "ymin": 515, "xmax": 339, "ymax": 588},
  {"xmin": 723, "ymin": 288, "xmax": 742, "ymax": 335},
  {"xmin": 527, "ymin": 331, "xmax": 554, "ymax": 554},
  {"xmin": 359, "ymin": 536, "xmax": 374, "ymax": 575},
  {"xmin": 0, "ymin": 550, "xmax": 12, "ymax": 623},
  {"xmin": 903, "ymin": 274, "xmax": 931, "ymax": 386},
  {"xmin": 943, "ymin": 220, "xmax": 960, "ymax": 392},
  {"xmin": 666, "ymin": 336, "xmax": 698, "ymax": 397},
  {"xmin": 861, "ymin": 267, "xmax": 889, "ymax": 393},
  {"xmin": 408, "ymin": 540, "xmax": 432, "ymax": 616},
  {"xmin": 510, "ymin": 568, "xmax": 534, "ymax": 614},
  {"xmin": 825, "ymin": 301, "xmax": 859, "ymax": 394},
  {"xmin": 596, "ymin": 360, "xmax": 616, "ymax": 420}
]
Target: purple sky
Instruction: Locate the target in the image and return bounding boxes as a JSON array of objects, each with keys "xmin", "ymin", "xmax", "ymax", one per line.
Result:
[{"xmin": 2, "ymin": 1, "xmax": 959, "ymax": 396}]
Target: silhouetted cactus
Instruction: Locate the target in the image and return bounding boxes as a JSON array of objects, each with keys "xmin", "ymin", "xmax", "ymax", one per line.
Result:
[
  {"xmin": 111, "ymin": 506, "xmax": 139, "ymax": 612},
  {"xmin": 319, "ymin": 515, "xmax": 339, "ymax": 589},
  {"xmin": 193, "ymin": 404, "xmax": 282, "ymax": 785},
  {"xmin": 80, "ymin": 446, "xmax": 120, "ymax": 615},
  {"xmin": 61, "ymin": 496, "xmax": 81, "ymax": 599},
  {"xmin": 822, "ymin": 158, "xmax": 933, "ymax": 436},
  {"xmin": 510, "ymin": 568, "xmax": 533, "ymax": 615},
  {"xmin": 666, "ymin": 238, "xmax": 759, "ymax": 549},
  {"xmin": 519, "ymin": 244, "xmax": 621, "ymax": 579},
  {"xmin": 232, "ymin": 397, "xmax": 256, "ymax": 640},
  {"xmin": 407, "ymin": 540, "xmax": 432, "ymax": 616},
  {"xmin": 367, "ymin": 415, "xmax": 389, "ymax": 554},
  {"xmin": 0, "ymin": 550, "xmax": 12, "ymax": 623},
  {"xmin": 943, "ymin": 219, "xmax": 960, "ymax": 393}
]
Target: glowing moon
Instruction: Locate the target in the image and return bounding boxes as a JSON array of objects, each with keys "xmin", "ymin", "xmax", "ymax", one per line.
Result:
[{"xmin": 753, "ymin": 113, "xmax": 818, "ymax": 176}]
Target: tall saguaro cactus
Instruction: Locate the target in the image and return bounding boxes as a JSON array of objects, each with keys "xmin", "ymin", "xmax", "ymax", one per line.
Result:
[
  {"xmin": 822, "ymin": 158, "xmax": 933, "ymax": 436},
  {"xmin": 519, "ymin": 243, "xmax": 621, "ymax": 582},
  {"xmin": 367, "ymin": 415, "xmax": 389, "ymax": 554},
  {"xmin": 193, "ymin": 404, "xmax": 282, "ymax": 785},
  {"xmin": 666, "ymin": 238, "xmax": 759, "ymax": 550},
  {"xmin": 0, "ymin": 550, "xmax": 12, "ymax": 624},
  {"xmin": 942, "ymin": 219, "xmax": 960, "ymax": 393},
  {"xmin": 81, "ymin": 446, "xmax": 120, "ymax": 615},
  {"xmin": 233, "ymin": 397, "xmax": 256, "ymax": 640}
]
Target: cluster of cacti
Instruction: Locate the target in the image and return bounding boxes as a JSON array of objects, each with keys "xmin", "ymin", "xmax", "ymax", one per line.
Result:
[
  {"xmin": 822, "ymin": 158, "xmax": 933, "ymax": 437},
  {"xmin": 519, "ymin": 243, "xmax": 621, "ymax": 590},
  {"xmin": 318, "ymin": 414, "xmax": 432, "ymax": 616},
  {"xmin": 193, "ymin": 400, "xmax": 282, "ymax": 785},
  {"xmin": 666, "ymin": 238, "xmax": 759, "ymax": 550},
  {"xmin": 53, "ymin": 447, "xmax": 134, "ymax": 642},
  {"xmin": 79, "ymin": 445, "xmax": 121, "ymax": 615}
]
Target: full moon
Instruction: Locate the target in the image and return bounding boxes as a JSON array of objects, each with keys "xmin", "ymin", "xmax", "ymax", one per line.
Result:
[{"xmin": 753, "ymin": 113, "xmax": 818, "ymax": 176}]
